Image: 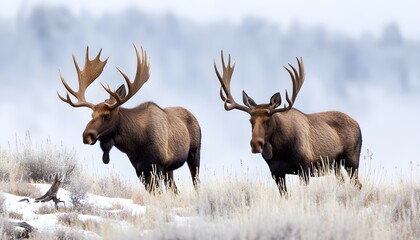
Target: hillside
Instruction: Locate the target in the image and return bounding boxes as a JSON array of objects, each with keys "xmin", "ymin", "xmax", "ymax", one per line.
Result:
[
  {"xmin": 1, "ymin": 172, "xmax": 420, "ymax": 239},
  {"xmin": 0, "ymin": 138, "xmax": 419, "ymax": 239}
]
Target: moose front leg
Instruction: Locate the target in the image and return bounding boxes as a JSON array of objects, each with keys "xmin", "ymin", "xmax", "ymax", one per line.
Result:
[
  {"xmin": 164, "ymin": 171, "xmax": 179, "ymax": 194},
  {"xmin": 139, "ymin": 164, "xmax": 165, "ymax": 195},
  {"xmin": 273, "ymin": 173, "xmax": 288, "ymax": 197},
  {"xmin": 100, "ymin": 139, "xmax": 114, "ymax": 164},
  {"xmin": 140, "ymin": 174, "xmax": 161, "ymax": 195},
  {"xmin": 298, "ymin": 169, "xmax": 310, "ymax": 186}
]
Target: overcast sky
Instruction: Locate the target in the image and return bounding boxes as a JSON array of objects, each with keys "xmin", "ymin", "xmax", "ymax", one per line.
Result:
[
  {"xmin": 2, "ymin": 0, "xmax": 420, "ymax": 39},
  {"xmin": 1, "ymin": 0, "xmax": 419, "ymax": 183}
]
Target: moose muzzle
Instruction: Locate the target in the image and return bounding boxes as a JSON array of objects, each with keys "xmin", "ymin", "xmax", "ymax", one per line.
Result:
[
  {"xmin": 250, "ymin": 123, "xmax": 265, "ymax": 153},
  {"xmin": 250, "ymin": 138, "xmax": 264, "ymax": 153},
  {"xmin": 83, "ymin": 130, "xmax": 98, "ymax": 145}
]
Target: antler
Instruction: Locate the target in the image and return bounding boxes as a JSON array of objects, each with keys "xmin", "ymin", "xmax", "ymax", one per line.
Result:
[
  {"xmin": 102, "ymin": 44, "xmax": 150, "ymax": 109},
  {"xmin": 214, "ymin": 51, "xmax": 251, "ymax": 113},
  {"xmin": 58, "ymin": 47, "xmax": 108, "ymax": 109},
  {"xmin": 271, "ymin": 57, "xmax": 305, "ymax": 114}
]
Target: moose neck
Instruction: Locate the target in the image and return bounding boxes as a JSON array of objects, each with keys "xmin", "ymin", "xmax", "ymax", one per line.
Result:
[
  {"xmin": 269, "ymin": 109, "xmax": 305, "ymax": 149},
  {"xmin": 111, "ymin": 107, "xmax": 138, "ymax": 150},
  {"xmin": 111, "ymin": 103, "xmax": 157, "ymax": 153}
]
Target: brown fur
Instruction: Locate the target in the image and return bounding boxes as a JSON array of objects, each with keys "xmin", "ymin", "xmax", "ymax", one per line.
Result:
[
  {"xmin": 248, "ymin": 105, "xmax": 362, "ymax": 195},
  {"xmin": 214, "ymin": 53, "xmax": 362, "ymax": 195},
  {"xmin": 84, "ymin": 101, "xmax": 201, "ymax": 193},
  {"xmin": 58, "ymin": 46, "xmax": 201, "ymax": 194}
]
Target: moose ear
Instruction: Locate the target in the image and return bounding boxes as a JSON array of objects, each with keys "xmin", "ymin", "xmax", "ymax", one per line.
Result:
[
  {"xmin": 105, "ymin": 85, "xmax": 126, "ymax": 105},
  {"xmin": 269, "ymin": 92, "xmax": 281, "ymax": 108},
  {"xmin": 115, "ymin": 85, "xmax": 127, "ymax": 98},
  {"xmin": 242, "ymin": 91, "xmax": 257, "ymax": 108}
]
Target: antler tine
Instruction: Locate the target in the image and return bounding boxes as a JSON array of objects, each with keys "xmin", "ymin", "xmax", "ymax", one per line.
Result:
[
  {"xmin": 58, "ymin": 47, "xmax": 108, "ymax": 109},
  {"xmin": 57, "ymin": 68, "xmax": 95, "ymax": 108},
  {"xmin": 101, "ymin": 83, "xmax": 122, "ymax": 105},
  {"xmin": 58, "ymin": 71, "xmax": 77, "ymax": 97},
  {"xmin": 297, "ymin": 57, "xmax": 305, "ymax": 86},
  {"xmin": 214, "ymin": 51, "xmax": 250, "ymax": 113},
  {"xmin": 106, "ymin": 44, "xmax": 151, "ymax": 109},
  {"xmin": 271, "ymin": 57, "xmax": 305, "ymax": 114},
  {"xmin": 214, "ymin": 51, "xmax": 230, "ymax": 100}
]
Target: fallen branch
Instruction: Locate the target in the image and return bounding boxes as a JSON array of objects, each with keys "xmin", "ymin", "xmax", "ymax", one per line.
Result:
[{"xmin": 18, "ymin": 174, "xmax": 65, "ymax": 209}]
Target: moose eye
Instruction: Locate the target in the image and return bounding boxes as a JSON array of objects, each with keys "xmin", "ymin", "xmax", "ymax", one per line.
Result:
[{"xmin": 103, "ymin": 114, "xmax": 110, "ymax": 120}]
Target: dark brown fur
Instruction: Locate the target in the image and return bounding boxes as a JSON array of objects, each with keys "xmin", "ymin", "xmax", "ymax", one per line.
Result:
[
  {"xmin": 214, "ymin": 53, "xmax": 362, "ymax": 195},
  {"xmin": 58, "ymin": 46, "xmax": 201, "ymax": 194},
  {"xmin": 83, "ymin": 101, "xmax": 201, "ymax": 193},
  {"xmin": 248, "ymin": 105, "xmax": 362, "ymax": 195}
]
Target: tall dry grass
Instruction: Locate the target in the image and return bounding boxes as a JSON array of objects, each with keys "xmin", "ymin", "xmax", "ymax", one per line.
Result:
[
  {"xmin": 0, "ymin": 133, "xmax": 78, "ymax": 183},
  {"xmin": 0, "ymin": 136, "xmax": 419, "ymax": 239},
  {"xmin": 82, "ymin": 156, "xmax": 419, "ymax": 240},
  {"xmin": 117, "ymin": 172, "xmax": 419, "ymax": 240}
]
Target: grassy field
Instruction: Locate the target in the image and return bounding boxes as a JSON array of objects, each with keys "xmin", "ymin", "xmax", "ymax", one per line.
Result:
[{"xmin": 0, "ymin": 136, "xmax": 419, "ymax": 239}]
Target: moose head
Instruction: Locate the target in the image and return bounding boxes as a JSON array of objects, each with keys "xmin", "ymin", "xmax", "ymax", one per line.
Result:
[
  {"xmin": 214, "ymin": 52, "xmax": 305, "ymax": 159},
  {"xmin": 57, "ymin": 44, "xmax": 150, "ymax": 147}
]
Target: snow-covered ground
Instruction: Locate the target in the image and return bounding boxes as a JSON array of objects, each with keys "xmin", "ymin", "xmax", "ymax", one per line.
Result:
[
  {"xmin": 1, "ymin": 175, "xmax": 420, "ymax": 240},
  {"xmin": 1, "ymin": 183, "xmax": 150, "ymax": 238}
]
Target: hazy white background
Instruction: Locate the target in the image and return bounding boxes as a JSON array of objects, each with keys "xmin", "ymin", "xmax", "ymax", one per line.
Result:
[{"xmin": 0, "ymin": 0, "xmax": 419, "ymax": 184}]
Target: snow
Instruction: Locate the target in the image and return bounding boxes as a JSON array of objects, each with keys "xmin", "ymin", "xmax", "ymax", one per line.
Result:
[{"xmin": 0, "ymin": 184, "xmax": 149, "ymax": 237}]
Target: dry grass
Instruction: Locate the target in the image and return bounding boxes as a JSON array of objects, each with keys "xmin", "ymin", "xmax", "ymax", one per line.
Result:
[
  {"xmin": 1, "ymin": 166, "xmax": 420, "ymax": 239},
  {"xmin": 0, "ymin": 181, "xmax": 41, "ymax": 198},
  {"xmin": 124, "ymin": 174, "xmax": 419, "ymax": 240},
  {"xmin": 89, "ymin": 174, "xmax": 134, "ymax": 199},
  {"xmin": 1, "ymin": 136, "xmax": 419, "ymax": 239},
  {"xmin": 0, "ymin": 133, "xmax": 79, "ymax": 184},
  {"xmin": 57, "ymin": 213, "xmax": 98, "ymax": 230}
]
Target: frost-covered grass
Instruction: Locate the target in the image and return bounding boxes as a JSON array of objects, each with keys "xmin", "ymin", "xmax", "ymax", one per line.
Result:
[
  {"xmin": 2, "ymin": 170, "xmax": 419, "ymax": 240},
  {"xmin": 0, "ymin": 133, "xmax": 78, "ymax": 183},
  {"xmin": 0, "ymin": 137, "xmax": 419, "ymax": 239},
  {"xmin": 119, "ymin": 173, "xmax": 420, "ymax": 240}
]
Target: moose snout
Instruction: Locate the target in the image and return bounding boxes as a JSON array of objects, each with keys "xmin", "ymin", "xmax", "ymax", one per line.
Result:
[
  {"xmin": 250, "ymin": 139, "xmax": 264, "ymax": 154},
  {"xmin": 83, "ymin": 130, "xmax": 98, "ymax": 145}
]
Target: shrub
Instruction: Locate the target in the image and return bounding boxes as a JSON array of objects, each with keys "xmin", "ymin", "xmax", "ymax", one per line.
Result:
[
  {"xmin": 67, "ymin": 172, "xmax": 91, "ymax": 210},
  {"xmin": 15, "ymin": 134, "xmax": 78, "ymax": 183},
  {"xmin": 54, "ymin": 228, "xmax": 87, "ymax": 240}
]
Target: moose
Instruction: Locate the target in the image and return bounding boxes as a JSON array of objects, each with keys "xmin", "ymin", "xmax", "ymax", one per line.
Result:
[
  {"xmin": 214, "ymin": 52, "xmax": 362, "ymax": 195},
  {"xmin": 58, "ymin": 45, "xmax": 201, "ymax": 193}
]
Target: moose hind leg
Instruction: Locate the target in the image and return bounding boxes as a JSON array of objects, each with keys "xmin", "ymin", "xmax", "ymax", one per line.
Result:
[
  {"xmin": 346, "ymin": 166, "xmax": 362, "ymax": 190},
  {"xmin": 344, "ymin": 159, "xmax": 362, "ymax": 190},
  {"xmin": 334, "ymin": 161, "xmax": 345, "ymax": 184},
  {"xmin": 187, "ymin": 149, "xmax": 200, "ymax": 190}
]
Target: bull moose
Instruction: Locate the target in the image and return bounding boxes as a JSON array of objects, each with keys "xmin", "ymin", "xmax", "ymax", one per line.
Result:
[
  {"xmin": 58, "ymin": 45, "xmax": 201, "ymax": 193},
  {"xmin": 214, "ymin": 52, "xmax": 362, "ymax": 195}
]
